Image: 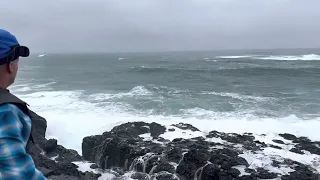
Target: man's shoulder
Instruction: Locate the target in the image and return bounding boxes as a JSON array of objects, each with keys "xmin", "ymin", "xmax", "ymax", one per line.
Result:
[
  {"xmin": 0, "ymin": 103, "xmax": 25, "ymax": 116},
  {"xmin": 0, "ymin": 104, "xmax": 24, "ymax": 132}
]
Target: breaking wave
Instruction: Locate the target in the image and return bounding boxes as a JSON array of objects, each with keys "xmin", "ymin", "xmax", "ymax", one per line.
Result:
[
  {"xmin": 13, "ymin": 88, "xmax": 320, "ymax": 154},
  {"xmin": 216, "ymin": 54, "xmax": 320, "ymax": 61},
  {"xmin": 200, "ymin": 91, "xmax": 276, "ymax": 102},
  {"xmin": 216, "ymin": 55, "xmax": 257, "ymax": 59},
  {"xmin": 257, "ymin": 54, "xmax": 320, "ymax": 61},
  {"xmin": 9, "ymin": 80, "xmax": 320, "ymax": 156}
]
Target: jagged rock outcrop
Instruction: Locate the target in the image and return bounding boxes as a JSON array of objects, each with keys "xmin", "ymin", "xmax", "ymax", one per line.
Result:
[
  {"xmin": 26, "ymin": 113, "xmax": 320, "ymax": 180},
  {"xmin": 26, "ymin": 111, "xmax": 99, "ymax": 180},
  {"xmin": 82, "ymin": 121, "xmax": 320, "ymax": 180},
  {"xmin": 26, "ymin": 110, "xmax": 320, "ymax": 180}
]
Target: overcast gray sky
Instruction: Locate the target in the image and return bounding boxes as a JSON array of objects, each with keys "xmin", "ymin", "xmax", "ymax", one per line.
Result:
[{"xmin": 1, "ymin": 0, "xmax": 320, "ymax": 53}]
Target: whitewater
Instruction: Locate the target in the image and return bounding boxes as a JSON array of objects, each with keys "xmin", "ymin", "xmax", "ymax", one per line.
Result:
[
  {"xmin": 217, "ymin": 53, "xmax": 320, "ymax": 61},
  {"xmin": 10, "ymin": 85, "xmax": 320, "ymax": 154},
  {"xmin": 7, "ymin": 50, "xmax": 320, "ymax": 178}
]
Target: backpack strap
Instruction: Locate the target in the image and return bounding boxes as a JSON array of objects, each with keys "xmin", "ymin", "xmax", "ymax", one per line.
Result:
[{"xmin": 0, "ymin": 88, "xmax": 35, "ymax": 143}]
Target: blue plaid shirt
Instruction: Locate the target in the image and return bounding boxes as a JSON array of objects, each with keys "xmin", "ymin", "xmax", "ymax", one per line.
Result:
[{"xmin": 0, "ymin": 104, "xmax": 46, "ymax": 179}]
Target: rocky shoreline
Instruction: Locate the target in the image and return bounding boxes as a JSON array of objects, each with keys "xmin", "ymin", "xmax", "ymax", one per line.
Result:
[{"xmin": 29, "ymin": 112, "xmax": 320, "ymax": 180}]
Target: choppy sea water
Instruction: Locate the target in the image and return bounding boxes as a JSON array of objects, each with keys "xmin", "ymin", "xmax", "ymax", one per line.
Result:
[{"xmin": 9, "ymin": 49, "xmax": 320, "ymax": 153}]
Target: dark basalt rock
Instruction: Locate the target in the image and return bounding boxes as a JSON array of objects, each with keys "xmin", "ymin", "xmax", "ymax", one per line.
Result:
[
  {"xmin": 166, "ymin": 148, "xmax": 183, "ymax": 164},
  {"xmin": 145, "ymin": 154, "xmax": 162, "ymax": 174},
  {"xmin": 271, "ymin": 160, "xmax": 281, "ymax": 168},
  {"xmin": 82, "ymin": 135, "xmax": 104, "ymax": 161},
  {"xmin": 199, "ymin": 164, "xmax": 220, "ymax": 180},
  {"xmin": 78, "ymin": 121, "xmax": 320, "ymax": 180},
  {"xmin": 199, "ymin": 164, "xmax": 241, "ymax": 180},
  {"xmin": 26, "ymin": 111, "xmax": 98, "ymax": 180},
  {"xmin": 209, "ymin": 131, "xmax": 255, "ymax": 144},
  {"xmin": 54, "ymin": 145, "xmax": 83, "ymax": 164},
  {"xmin": 27, "ymin": 116, "xmax": 320, "ymax": 180},
  {"xmin": 149, "ymin": 122, "xmax": 166, "ymax": 138},
  {"xmin": 79, "ymin": 172, "xmax": 102, "ymax": 180},
  {"xmin": 209, "ymin": 154, "xmax": 248, "ymax": 170},
  {"xmin": 292, "ymin": 136, "xmax": 312, "ymax": 144},
  {"xmin": 290, "ymin": 148, "xmax": 304, "ymax": 154},
  {"xmin": 90, "ymin": 164, "xmax": 99, "ymax": 169},
  {"xmin": 269, "ymin": 144, "xmax": 282, "ymax": 150},
  {"xmin": 280, "ymin": 160, "xmax": 320, "ymax": 180},
  {"xmin": 209, "ymin": 148, "xmax": 249, "ymax": 169},
  {"xmin": 244, "ymin": 168, "xmax": 255, "ymax": 174},
  {"xmin": 176, "ymin": 149, "xmax": 210, "ymax": 180},
  {"xmin": 47, "ymin": 175, "xmax": 81, "ymax": 180},
  {"xmin": 110, "ymin": 122, "xmax": 150, "ymax": 138},
  {"xmin": 130, "ymin": 172, "xmax": 149, "ymax": 180},
  {"xmin": 272, "ymin": 139, "xmax": 285, "ymax": 144},
  {"xmin": 235, "ymin": 175, "xmax": 257, "ymax": 180},
  {"xmin": 206, "ymin": 130, "xmax": 264, "ymax": 151},
  {"xmin": 94, "ymin": 137, "xmax": 133, "ymax": 169},
  {"xmin": 295, "ymin": 142, "xmax": 320, "ymax": 155},
  {"xmin": 172, "ymin": 123, "xmax": 200, "ymax": 132},
  {"xmin": 278, "ymin": 135, "xmax": 320, "ymax": 156},
  {"xmin": 279, "ymin": 133, "xmax": 297, "ymax": 141},
  {"xmin": 45, "ymin": 139, "xmax": 58, "ymax": 153},
  {"xmin": 281, "ymin": 166, "xmax": 320, "ymax": 180},
  {"xmin": 152, "ymin": 172, "xmax": 179, "ymax": 180},
  {"xmin": 45, "ymin": 163, "xmax": 80, "ymax": 177},
  {"xmin": 152, "ymin": 162, "xmax": 176, "ymax": 174},
  {"xmin": 28, "ymin": 110, "xmax": 48, "ymax": 148},
  {"xmin": 254, "ymin": 168, "xmax": 278, "ymax": 179}
]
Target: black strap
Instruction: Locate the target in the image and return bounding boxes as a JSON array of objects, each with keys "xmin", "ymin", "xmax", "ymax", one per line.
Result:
[{"xmin": 0, "ymin": 89, "xmax": 35, "ymax": 143}]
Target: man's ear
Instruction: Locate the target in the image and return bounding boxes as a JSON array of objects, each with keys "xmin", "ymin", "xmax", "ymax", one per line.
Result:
[{"xmin": 6, "ymin": 62, "xmax": 14, "ymax": 74}]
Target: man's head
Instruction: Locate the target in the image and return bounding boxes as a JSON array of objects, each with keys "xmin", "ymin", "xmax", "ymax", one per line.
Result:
[{"xmin": 0, "ymin": 29, "xmax": 29, "ymax": 88}]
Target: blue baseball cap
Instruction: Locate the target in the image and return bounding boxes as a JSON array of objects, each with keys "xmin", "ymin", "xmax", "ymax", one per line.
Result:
[{"xmin": 0, "ymin": 29, "xmax": 29, "ymax": 65}]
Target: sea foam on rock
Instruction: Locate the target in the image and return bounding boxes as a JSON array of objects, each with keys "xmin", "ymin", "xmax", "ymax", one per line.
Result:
[
  {"xmin": 26, "ymin": 110, "xmax": 320, "ymax": 180},
  {"xmin": 26, "ymin": 111, "xmax": 99, "ymax": 180},
  {"xmin": 80, "ymin": 121, "xmax": 320, "ymax": 180}
]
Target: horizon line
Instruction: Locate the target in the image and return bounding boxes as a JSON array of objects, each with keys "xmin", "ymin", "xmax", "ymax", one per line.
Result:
[{"xmin": 29, "ymin": 47, "xmax": 320, "ymax": 55}]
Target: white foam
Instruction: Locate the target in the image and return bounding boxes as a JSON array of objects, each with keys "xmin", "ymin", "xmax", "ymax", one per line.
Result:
[
  {"xmin": 159, "ymin": 126, "xmax": 203, "ymax": 141},
  {"xmin": 11, "ymin": 88, "xmax": 320, "ymax": 159},
  {"xmin": 139, "ymin": 133, "xmax": 153, "ymax": 141},
  {"xmin": 253, "ymin": 134, "xmax": 296, "ymax": 153},
  {"xmin": 206, "ymin": 137, "xmax": 228, "ymax": 144},
  {"xmin": 216, "ymin": 55, "xmax": 256, "ymax": 59},
  {"xmin": 50, "ymin": 155, "xmax": 59, "ymax": 162},
  {"xmin": 9, "ymin": 82, "xmax": 55, "ymax": 92},
  {"xmin": 216, "ymin": 54, "xmax": 320, "ymax": 61},
  {"xmin": 200, "ymin": 91, "xmax": 276, "ymax": 102},
  {"xmin": 205, "ymin": 60, "xmax": 218, "ymax": 62},
  {"xmin": 12, "ymin": 86, "xmax": 32, "ymax": 92},
  {"xmin": 258, "ymin": 54, "xmax": 320, "ymax": 61},
  {"xmin": 240, "ymin": 144, "xmax": 320, "ymax": 174},
  {"xmin": 233, "ymin": 165, "xmax": 250, "ymax": 176},
  {"xmin": 263, "ymin": 147, "xmax": 320, "ymax": 172},
  {"xmin": 98, "ymin": 173, "xmax": 117, "ymax": 180},
  {"xmin": 73, "ymin": 161, "xmax": 117, "ymax": 180},
  {"xmin": 73, "ymin": 161, "xmax": 98, "ymax": 173},
  {"xmin": 38, "ymin": 54, "xmax": 47, "ymax": 57},
  {"xmin": 90, "ymin": 86, "xmax": 152, "ymax": 101}
]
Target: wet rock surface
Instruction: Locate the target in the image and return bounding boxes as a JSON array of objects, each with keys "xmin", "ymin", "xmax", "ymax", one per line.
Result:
[
  {"xmin": 81, "ymin": 122, "xmax": 320, "ymax": 180},
  {"xmin": 172, "ymin": 123, "xmax": 200, "ymax": 132},
  {"xmin": 26, "ymin": 112, "xmax": 98, "ymax": 180},
  {"xmin": 26, "ymin": 109, "xmax": 320, "ymax": 180}
]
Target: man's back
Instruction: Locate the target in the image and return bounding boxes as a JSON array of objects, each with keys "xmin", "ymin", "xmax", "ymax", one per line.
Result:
[{"xmin": 0, "ymin": 103, "xmax": 45, "ymax": 179}]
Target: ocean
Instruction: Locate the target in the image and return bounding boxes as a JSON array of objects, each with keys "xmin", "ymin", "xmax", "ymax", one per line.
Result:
[{"xmin": 10, "ymin": 49, "xmax": 320, "ymax": 154}]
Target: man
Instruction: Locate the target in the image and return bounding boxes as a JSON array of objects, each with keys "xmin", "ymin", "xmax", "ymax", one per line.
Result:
[{"xmin": 0, "ymin": 29, "xmax": 46, "ymax": 179}]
